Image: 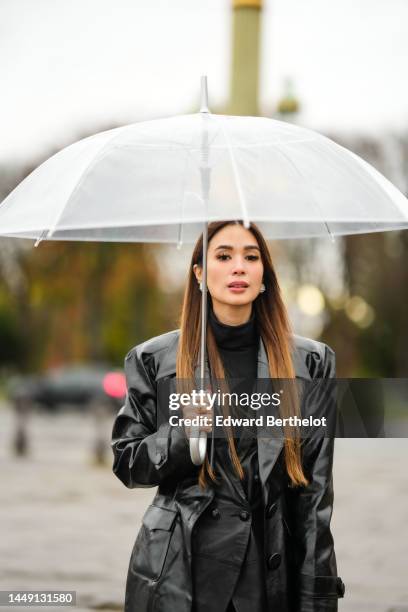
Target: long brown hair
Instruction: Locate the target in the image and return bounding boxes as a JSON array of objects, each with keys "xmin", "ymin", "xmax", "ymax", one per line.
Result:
[{"xmin": 176, "ymin": 220, "xmax": 309, "ymax": 490}]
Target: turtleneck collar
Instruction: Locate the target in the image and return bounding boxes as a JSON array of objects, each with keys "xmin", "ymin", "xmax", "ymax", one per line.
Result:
[{"xmin": 209, "ymin": 305, "xmax": 259, "ymax": 350}]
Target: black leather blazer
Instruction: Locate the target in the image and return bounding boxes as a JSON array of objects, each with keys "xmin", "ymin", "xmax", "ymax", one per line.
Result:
[{"xmin": 111, "ymin": 330, "xmax": 345, "ymax": 612}]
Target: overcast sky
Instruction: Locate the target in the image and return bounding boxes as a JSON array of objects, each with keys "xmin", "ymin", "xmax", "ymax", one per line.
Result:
[{"xmin": 1, "ymin": 0, "xmax": 408, "ymax": 164}]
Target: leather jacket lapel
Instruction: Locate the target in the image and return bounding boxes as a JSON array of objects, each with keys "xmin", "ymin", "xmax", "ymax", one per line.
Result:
[{"xmin": 256, "ymin": 337, "xmax": 284, "ymax": 492}]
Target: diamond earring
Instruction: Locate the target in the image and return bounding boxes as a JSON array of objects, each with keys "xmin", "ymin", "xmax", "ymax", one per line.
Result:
[
  {"xmin": 198, "ymin": 281, "xmax": 203, "ymax": 292},
  {"xmin": 260, "ymin": 283, "xmax": 266, "ymax": 293}
]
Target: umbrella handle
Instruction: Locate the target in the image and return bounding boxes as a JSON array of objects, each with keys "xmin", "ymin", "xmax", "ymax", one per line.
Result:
[
  {"xmin": 188, "ymin": 80, "xmax": 211, "ymax": 468},
  {"xmin": 189, "ymin": 431, "xmax": 207, "ymax": 465},
  {"xmin": 191, "ymin": 215, "xmax": 209, "ymax": 467}
]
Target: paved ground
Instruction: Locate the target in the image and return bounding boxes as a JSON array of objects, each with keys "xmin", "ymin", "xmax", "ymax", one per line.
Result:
[{"xmin": 0, "ymin": 402, "xmax": 407, "ymax": 612}]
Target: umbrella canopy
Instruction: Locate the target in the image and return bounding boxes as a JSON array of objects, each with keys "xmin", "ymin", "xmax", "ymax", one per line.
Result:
[{"xmin": 1, "ymin": 112, "xmax": 408, "ymax": 244}]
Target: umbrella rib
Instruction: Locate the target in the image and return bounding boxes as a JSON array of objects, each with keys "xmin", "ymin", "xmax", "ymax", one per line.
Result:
[
  {"xmin": 274, "ymin": 143, "xmax": 335, "ymax": 242},
  {"xmin": 176, "ymin": 149, "xmax": 194, "ymax": 249},
  {"xmin": 176, "ymin": 119, "xmax": 213, "ymax": 248},
  {"xmin": 340, "ymin": 143, "xmax": 407, "ymax": 226},
  {"xmin": 35, "ymin": 125, "xmax": 129, "ymax": 246},
  {"xmin": 215, "ymin": 115, "xmax": 250, "ymax": 228}
]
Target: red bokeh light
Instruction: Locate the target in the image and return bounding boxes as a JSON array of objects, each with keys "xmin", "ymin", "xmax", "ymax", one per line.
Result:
[{"xmin": 103, "ymin": 372, "xmax": 127, "ymax": 398}]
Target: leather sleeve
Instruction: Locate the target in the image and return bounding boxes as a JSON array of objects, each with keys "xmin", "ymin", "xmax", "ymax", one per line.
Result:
[
  {"xmin": 110, "ymin": 346, "xmax": 197, "ymax": 488},
  {"xmin": 291, "ymin": 344, "xmax": 345, "ymax": 611}
]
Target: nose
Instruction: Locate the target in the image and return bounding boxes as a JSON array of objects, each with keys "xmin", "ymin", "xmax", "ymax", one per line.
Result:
[{"xmin": 231, "ymin": 256, "xmax": 246, "ymax": 274}]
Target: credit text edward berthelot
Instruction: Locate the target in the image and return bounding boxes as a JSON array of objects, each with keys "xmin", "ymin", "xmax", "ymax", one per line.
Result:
[{"xmin": 168, "ymin": 389, "xmax": 327, "ymax": 429}]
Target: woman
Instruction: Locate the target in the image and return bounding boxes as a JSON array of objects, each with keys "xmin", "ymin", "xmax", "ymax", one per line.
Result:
[{"xmin": 111, "ymin": 220, "xmax": 345, "ymax": 612}]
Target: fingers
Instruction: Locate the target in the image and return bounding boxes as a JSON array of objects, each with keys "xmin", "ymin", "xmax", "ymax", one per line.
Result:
[
  {"xmin": 199, "ymin": 412, "xmax": 213, "ymax": 433},
  {"xmin": 181, "ymin": 401, "xmax": 213, "ymax": 436}
]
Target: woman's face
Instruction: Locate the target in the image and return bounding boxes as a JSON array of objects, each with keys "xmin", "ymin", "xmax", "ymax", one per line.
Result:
[{"xmin": 193, "ymin": 224, "xmax": 264, "ymax": 311}]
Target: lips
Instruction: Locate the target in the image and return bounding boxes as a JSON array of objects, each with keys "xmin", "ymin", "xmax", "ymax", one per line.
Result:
[{"xmin": 228, "ymin": 282, "xmax": 249, "ymax": 288}]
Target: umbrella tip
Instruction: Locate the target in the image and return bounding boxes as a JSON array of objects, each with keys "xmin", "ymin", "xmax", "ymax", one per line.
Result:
[{"xmin": 34, "ymin": 229, "xmax": 49, "ymax": 247}]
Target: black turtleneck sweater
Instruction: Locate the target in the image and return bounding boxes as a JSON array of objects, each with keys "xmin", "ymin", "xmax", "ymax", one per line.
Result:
[{"xmin": 208, "ymin": 306, "xmax": 259, "ymax": 391}]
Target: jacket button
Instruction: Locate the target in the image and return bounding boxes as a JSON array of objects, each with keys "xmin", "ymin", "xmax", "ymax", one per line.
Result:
[
  {"xmin": 239, "ymin": 510, "xmax": 250, "ymax": 521},
  {"xmin": 337, "ymin": 578, "xmax": 345, "ymax": 597},
  {"xmin": 267, "ymin": 553, "xmax": 281, "ymax": 570},
  {"xmin": 211, "ymin": 508, "xmax": 221, "ymax": 519},
  {"xmin": 154, "ymin": 451, "xmax": 163, "ymax": 465},
  {"xmin": 265, "ymin": 502, "xmax": 277, "ymax": 519}
]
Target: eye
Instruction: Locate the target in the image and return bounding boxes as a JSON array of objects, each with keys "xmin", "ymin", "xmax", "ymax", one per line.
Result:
[
  {"xmin": 216, "ymin": 253, "xmax": 231, "ymax": 261},
  {"xmin": 246, "ymin": 254, "xmax": 259, "ymax": 261}
]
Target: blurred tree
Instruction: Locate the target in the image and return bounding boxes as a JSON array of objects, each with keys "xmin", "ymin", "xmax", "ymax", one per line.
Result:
[
  {"xmin": 324, "ymin": 230, "xmax": 408, "ymax": 377},
  {"xmin": 15, "ymin": 240, "xmax": 176, "ymax": 371},
  {"xmin": 321, "ymin": 133, "xmax": 408, "ymax": 377}
]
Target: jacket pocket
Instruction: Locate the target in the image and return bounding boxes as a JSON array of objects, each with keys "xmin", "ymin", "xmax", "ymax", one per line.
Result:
[{"xmin": 130, "ymin": 504, "xmax": 179, "ymax": 582}]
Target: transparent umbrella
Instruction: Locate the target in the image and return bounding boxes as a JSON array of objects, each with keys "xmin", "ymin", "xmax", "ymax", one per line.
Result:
[{"xmin": 1, "ymin": 76, "xmax": 408, "ymax": 464}]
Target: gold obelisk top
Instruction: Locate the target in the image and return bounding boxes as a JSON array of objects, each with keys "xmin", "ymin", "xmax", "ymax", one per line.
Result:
[{"xmin": 233, "ymin": 0, "xmax": 262, "ymax": 8}]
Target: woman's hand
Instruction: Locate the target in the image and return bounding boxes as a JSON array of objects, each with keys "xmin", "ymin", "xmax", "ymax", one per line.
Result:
[{"xmin": 181, "ymin": 391, "xmax": 213, "ymax": 438}]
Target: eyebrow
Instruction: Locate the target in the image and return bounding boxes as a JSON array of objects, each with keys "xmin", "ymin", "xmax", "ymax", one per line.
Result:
[{"xmin": 214, "ymin": 244, "xmax": 260, "ymax": 251}]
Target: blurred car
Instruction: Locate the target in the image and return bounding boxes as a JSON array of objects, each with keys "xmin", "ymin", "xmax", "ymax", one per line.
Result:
[{"xmin": 7, "ymin": 363, "xmax": 127, "ymax": 413}]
